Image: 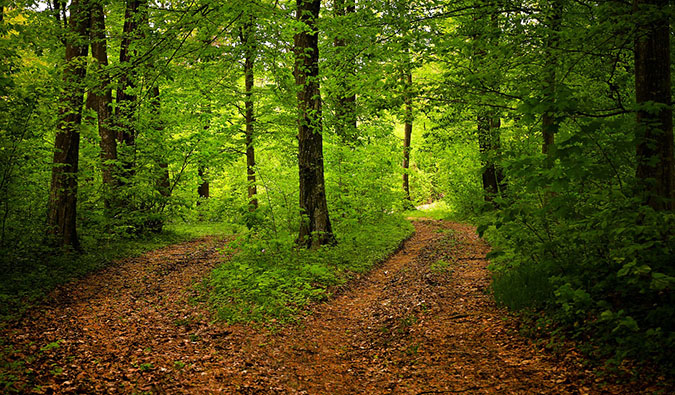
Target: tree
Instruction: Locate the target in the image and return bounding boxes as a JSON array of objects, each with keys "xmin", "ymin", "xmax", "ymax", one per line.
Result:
[
  {"xmin": 333, "ymin": 0, "xmax": 357, "ymax": 142},
  {"xmin": 46, "ymin": 0, "xmax": 90, "ymax": 249},
  {"xmin": 402, "ymin": 69, "xmax": 413, "ymax": 204},
  {"xmin": 473, "ymin": 5, "xmax": 506, "ymax": 204},
  {"xmin": 241, "ymin": 16, "xmax": 258, "ymax": 210},
  {"xmin": 477, "ymin": 114, "xmax": 505, "ymax": 203},
  {"xmin": 294, "ymin": 0, "xmax": 336, "ymax": 248},
  {"xmin": 634, "ymin": 0, "xmax": 674, "ymax": 210},
  {"xmin": 88, "ymin": 0, "xmax": 117, "ymax": 211},
  {"xmin": 541, "ymin": 0, "xmax": 563, "ymax": 155},
  {"xmin": 115, "ymin": 0, "xmax": 144, "ymax": 185}
]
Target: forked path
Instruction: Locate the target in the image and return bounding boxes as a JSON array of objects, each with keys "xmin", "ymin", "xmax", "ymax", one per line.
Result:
[{"xmin": 2, "ymin": 221, "xmax": 645, "ymax": 394}]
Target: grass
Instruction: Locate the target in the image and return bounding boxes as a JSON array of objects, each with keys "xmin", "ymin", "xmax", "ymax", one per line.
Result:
[
  {"xmin": 209, "ymin": 214, "xmax": 415, "ymax": 324},
  {"xmin": 0, "ymin": 221, "xmax": 236, "ymax": 323},
  {"xmin": 403, "ymin": 200, "xmax": 456, "ymax": 220},
  {"xmin": 490, "ymin": 262, "xmax": 554, "ymax": 311}
]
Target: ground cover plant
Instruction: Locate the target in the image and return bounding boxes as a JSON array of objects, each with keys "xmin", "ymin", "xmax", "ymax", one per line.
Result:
[{"xmin": 209, "ymin": 214, "xmax": 414, "ymax": 323}]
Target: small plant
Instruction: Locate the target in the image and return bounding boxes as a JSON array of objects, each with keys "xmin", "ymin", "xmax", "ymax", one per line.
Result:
[
  {"xmin": 209, "ymin": 215, "xmax": 414, "ymax": 323},
  {"xmin": 40, "ymin": 340, "xmax": 63, "ymax": 352},
  {"xmin": 398, "ymin": 315, "xmax": 418, "ymax": 332},
  {"xmin": 173, "ymin": 361, "xmax": 185, "ymax": 369},
  {"xmin": 49, "ymin": 366, "xmax": 63, "ymax": 376},
  {"xmin": 405, "ymin": 343, "xmax": 421, "ymax": 356},
  {"xmin": 139, "ymin": 363, "xmax": 154, "ymax": 372},
  {"xmin": 430, "ymin": 259, "xmax": 452, "ymax": 274}
]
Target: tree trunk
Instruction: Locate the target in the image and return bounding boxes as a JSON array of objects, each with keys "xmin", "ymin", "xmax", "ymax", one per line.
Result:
[
  {"xmin": 47, "ymin": 0, "xmax": 90, "ymax": 250},
  {"xmin": 402, "ymin": 70, "xmax": 413, "ymax": 204},
  {"xmin": 149, "ymin": 86, "xmax": 170, "ymax": 199},
  {"xmin": 541, "ymin": 0, "xmax": 562, "ymax": 155},
  {"xmin": 241, "ymin": 18, "xmax": 258, "ymax": 211},
  {"xmin": 634, "ymin": 0, "xmax": 674, "ymax": 210},
  {"xmin": 89, "ymin": 0, "xmax": 117, "ymax": 211},
  {"xmin": 478, "ymin": 114, "xmax": 505, "ymax": 204},
  {"xmin": 294, "ymin": 0, "xmax": 336, "ymax": 249},
  {"xmin": 197, "ymin": 166, "xmax": 209, "ymax": 201},
  {"xmin": 115, "ymin": 0, "xmax": 142, "ymax": 182},
  {"xmin": 472, "ymin": 8, "xmax": 507, "ymax": 205},
  {"xmin": 333, "ymin": 0, "xmax": 357, "ymax": 142}
]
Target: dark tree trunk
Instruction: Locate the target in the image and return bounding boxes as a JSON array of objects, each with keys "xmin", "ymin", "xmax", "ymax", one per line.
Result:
[
  {"xmin": 472, "ymin": 8, "xmax": 507, "ymax": 205},
  {"xmin": 47, "ymin": 0, "xmax": 90, "ymax": 250},
  {"xmin": 197, "ymin": 166, "xmax": 209, "ymax": 201},
  {"xmin": 294, "ymin": 0, "xmax": 336, "ymax": 249},
  {"xmin": 542, "ymin": 0, "xmax": 562, "ymax": 155},
  {"xmin": 333, "ymin": 0, "xmax": 357, "ymax": 142},
  {"xmin": 241, "ymin": 18, "xmax": 258, "ymax": 211},
  {"xmin": 478, "ymin": 114, "xmax": 505, "ymax": 204},
  {"xmin": 634, "ymin": 0, "xmax": 674, "ymax": 210},
  {"xmin": 149, "ymin": 86, "xmax": 170, "ymax": 199},
  {"xmin": 115, "ymin": 0, "xmax": 142, "ymax": 181},
  {"xmin": 89, "ymin": 0, "xmax": 117, "ymax": 210},
  {"xmin": 402, "ymin": 70, "xmax": 413, "ymax": 204}
]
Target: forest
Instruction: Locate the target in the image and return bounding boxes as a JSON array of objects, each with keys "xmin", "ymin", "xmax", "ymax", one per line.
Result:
[{"xmin": 0, "ymin": 0, "xmax": 674, "ymax": 393}]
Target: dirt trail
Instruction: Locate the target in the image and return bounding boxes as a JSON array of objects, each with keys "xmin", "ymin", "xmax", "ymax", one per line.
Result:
[{"xmin": 1, "ymin": 221, "xmax": 650, "ymax": 394}]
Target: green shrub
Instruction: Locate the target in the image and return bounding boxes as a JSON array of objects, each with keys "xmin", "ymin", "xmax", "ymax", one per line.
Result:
[{"xmin": 209, "ymin": 214, "xmax": 414, "ymax": 323}]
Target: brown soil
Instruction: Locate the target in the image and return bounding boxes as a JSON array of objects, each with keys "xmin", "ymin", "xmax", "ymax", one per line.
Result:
[{"xmin": 0, "ymin": 220, "xmax": 666, "ymax": 394}]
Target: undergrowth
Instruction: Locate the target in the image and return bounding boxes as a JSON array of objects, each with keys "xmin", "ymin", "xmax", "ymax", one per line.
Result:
[
  {"xmin": 0, "ymin": 222, "xmax": 235, "ymax": 323},
  {"xmin": 403, "ymin": 200, "xmax": 458, "ymax": 221},
  {"xmin": 208, "ymin": 214, "xmax": 414, "ymax": 324}
]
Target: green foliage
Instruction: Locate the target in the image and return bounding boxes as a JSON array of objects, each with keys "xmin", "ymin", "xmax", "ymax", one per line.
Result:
[
  {"xmin": 484, "ymin": 120, "xmax": 675, "ymax": 369},
  {"xmin": 403, "ymin": 201, "xmax": 456, "ymax": 220},
  {"xmin": 209, "ymin": 215, "xmax": 413, "ymax": 323}
]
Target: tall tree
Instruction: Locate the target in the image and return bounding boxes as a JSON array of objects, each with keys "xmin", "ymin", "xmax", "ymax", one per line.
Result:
[
  {"xmin": 477, "ymin": 114, "xmax": 505, "ymax": 203},
  {"xmin": 402, "ymin": 69, "xmax": 413, "ymax": 204},
  {"xmin": 115, "ymin": 0, "xmax": 143, "ymax": 182},
  {"xmin": 240, "ymin": 16, "xmax": 258, "ymax": 210},
  {"xmin": 149, "ymin": 85, "xmax": 170, "ymax": 200},
  {"xmin": 473, "ymin": 6, "xmax": 506, "ymax": 203},
  {"xmin": 197, "ymin": 166, "xmax": 209, "ymax": 200},
  {"xmin": 46, "ymin": 0, "xmax": 91, "ymax": 249},
  {"xmin": 88, "ymin": 0, "xmax": 117, "ymax": 210},
  {"xmin": 294, "ymin": 0, "xmax": 336, "ymax": 248},
  {"xmin": 333, "ymin": 0, "xmax": 357, "ymax": 141},
  {"xmin": 634, "ymin": 0, "xmax": 674, "ymax": 210},
  {"xmin": 541, "ymin": 0, "xmax": 563, "ymax": 155}
]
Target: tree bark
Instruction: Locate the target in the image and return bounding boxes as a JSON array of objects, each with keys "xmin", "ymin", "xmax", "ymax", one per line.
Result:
[
  {"xmin": 402, "ymin": 70, "xmax": 413, "ymax": 204},
  {"xmin": 333, "ymin": 0, "xmax": 357, "ymax": 142},
  {"xmin": 634, "ymin": 0, "xmax": 674, "ymax": 210},
  {"xmin": 241, "ymin": 18, "xmax": 258, "ymax": 211},
  {"xmin": 149, "ymin": 86, "xmax": 170, "ymax": 199},
  {"xmin": 197, "ymin": 166, "xmax": 209, "ymax": 201},
  {"xmin": 47, "ymin": 0, "xmax": 90, "ymax": 250},
  {"xmin": 541, "ymin": 0, "xmax": 562, "ymax": 155},
  {"xmin": 115, "ymin": 0, "xmax": 143, "ymax": 182},
  {"xmin": 89, "ymin": 0, "xmax": 117, "ymax": 210},
  {"xmin": 294, "ymin": 0, "xmax": 336, "ymax": 248},
  {"xmin": 472, "ymin": 7, "xmax": 507, "ymax": 205},
  {"xmin": 477, "ymin": 114, "xmax": 505, "ymax": 204}
]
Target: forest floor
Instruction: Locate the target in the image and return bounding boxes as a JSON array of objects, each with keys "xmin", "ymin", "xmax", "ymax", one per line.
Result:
[{"xmin": 0, "ymin": 220, "xmax": 667, "ymax": 394}]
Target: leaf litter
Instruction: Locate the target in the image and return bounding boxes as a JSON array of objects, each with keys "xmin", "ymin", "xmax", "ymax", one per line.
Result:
[{"xmin": 0, "ymin": 221, "xmax": 669, "ymax": 394}]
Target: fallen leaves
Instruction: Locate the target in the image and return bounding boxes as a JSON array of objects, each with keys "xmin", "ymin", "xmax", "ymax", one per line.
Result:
[{"xmin": 0, "ymin": 222, "xmax": 670, "ymax": 394}]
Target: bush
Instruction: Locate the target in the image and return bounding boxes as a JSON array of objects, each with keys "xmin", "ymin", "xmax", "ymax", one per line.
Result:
[{"xmin": 208, "ymin": 214, "xmax": 414, "ymax": 323}]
